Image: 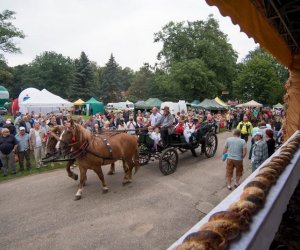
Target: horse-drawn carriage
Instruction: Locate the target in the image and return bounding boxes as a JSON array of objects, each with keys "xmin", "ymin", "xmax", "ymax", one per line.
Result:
[
  {"xmin": 42, "ymin": 121, "xmax": 217, "ymax": 199},
  {"xmin": 138, "ymin": 123, "xmax": 218, "ymax": 175}
]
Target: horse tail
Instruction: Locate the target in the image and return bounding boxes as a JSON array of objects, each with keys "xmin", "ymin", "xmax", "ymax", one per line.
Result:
[{"xmin": 133, "ymin": 144, "xmax": 140, "ymax": 174}]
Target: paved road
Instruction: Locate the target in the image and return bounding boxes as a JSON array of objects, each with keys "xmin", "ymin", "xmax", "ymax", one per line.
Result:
[{"xmin": 0, "ymin": 132, "xmax": 251, "ymax": 250}]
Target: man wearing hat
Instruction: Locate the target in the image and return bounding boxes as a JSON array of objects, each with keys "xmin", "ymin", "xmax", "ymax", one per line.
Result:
[
  {"xmin": 15, "ymin": 127, "xmax": 31, "ymax": 171},
  {"xmin": 251, "ymin": 131, "xmax": 268, "ymax": 172},
  {"xmin": 153, "ymin": 106, "xmax": 174, "ymax": 146}
]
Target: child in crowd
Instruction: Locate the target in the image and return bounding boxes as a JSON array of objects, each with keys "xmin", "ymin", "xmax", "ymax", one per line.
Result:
[
  {"xmin": 148, "ymin": 126, "xmax": 161, "ymax": 151},
  {"xmin": 175, "ymin": 119, "xmax": 184, "ymax": 134},
  {"xmin": 184, "ymin": 116, "xmax": 195, "ymax": 143}
]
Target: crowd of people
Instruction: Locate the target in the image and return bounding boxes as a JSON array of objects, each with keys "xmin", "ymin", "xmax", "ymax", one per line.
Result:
[
  {"xmin": 0, "ymin": 106, "xmax": 284, "ymax": 179},
  {"xmin": 223, "ymin": 108, "xmax": 284, "ymax": 190}
]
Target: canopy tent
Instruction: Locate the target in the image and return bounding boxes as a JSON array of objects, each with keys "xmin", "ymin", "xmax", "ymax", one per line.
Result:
[
  {"xmin": 236, "ymin": 100, "xmax": 263, "ymax": 108},
  {"xmin": 20, "ymin": 89, "xmax": 72, "ymax": 114},
  {"xmin": 134, "ymin": 100, "xmax": 145, "ymax": 107},
  {"xmin": 273, "ymin": 103, "xmax": 284, "ymax": 109},
  {"xmin": 205, "ymin": 0, "xmax": 300, "ymax": 139},
  {"xmin": 135, "ymin": 98, "xmax": 162, "ymax": 109},
  {"xmin": 197, "ymin": 99, "xmax": 226, "ymax": 110},
  {"xmin": 191, "ymin": 100, "xmax": 201, "ymax": 105},
  {"xmin": 214, "ymin": 97, "xmax": 229, "ymax": 108},
  {"xmin": 84, "ymin": 97, "xmax": 104, "ymax": 115},
  {"xmin": 73, "ymin": 99, "xmax": 85, "ymax": 105},
  {"xmin": 0, "ymin": 86, "xmax": 9, "ymax": 107}
]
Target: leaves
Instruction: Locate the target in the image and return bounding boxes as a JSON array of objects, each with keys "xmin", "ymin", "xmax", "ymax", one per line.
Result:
[{"xmin": 0, "ymin": 10, "xmax": 25, "ymax": 55}]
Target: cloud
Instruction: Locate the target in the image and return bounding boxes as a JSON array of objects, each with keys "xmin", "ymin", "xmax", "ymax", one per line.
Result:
[{"xmin": 2, "ymin": 0, "xmax": 256, "ymax": 70}]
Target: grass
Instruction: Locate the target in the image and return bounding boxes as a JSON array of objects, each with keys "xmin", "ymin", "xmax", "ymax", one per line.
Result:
[{"xmin": 0, "ymin": 152, "xmax": 65, "ymax": 182}]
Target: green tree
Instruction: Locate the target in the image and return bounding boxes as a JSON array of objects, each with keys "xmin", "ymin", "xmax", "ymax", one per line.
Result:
[
  {"xmin": 0, "ymin": 10, "xmax": 25, "ymax": 58},
  {"xmin": 154, "ymin": 16, "xmax": 237, "ymax": 98},
  {"xmin": 23, "ymin": 51, "xmax": 75, "ymax": 98},
  {"xmin": 127, "ymin": 64, "xmax": 156, "ymax": 100},
  {"xmin": 168, "ymin": 59, "xmax": 217, "ymax": 101},
  {"xmin": 71, "ymin": 51, "xmax": 94, "ymax": 100},
  {"xmin": 100, "ymin": 54, "xmax": 122, "ymax": 103},
  {"xmin": 233, "ymin": 48, "xmax": 286, "ymax": 104}
]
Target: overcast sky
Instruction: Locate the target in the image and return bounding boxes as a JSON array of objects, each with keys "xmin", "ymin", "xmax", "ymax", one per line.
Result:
[{"xmin": 2, "ymin": 0, "xmax": 256, "ymax": 70}]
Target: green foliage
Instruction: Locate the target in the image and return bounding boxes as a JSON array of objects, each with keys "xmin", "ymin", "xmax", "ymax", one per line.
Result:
[
  {"xmin": 23, "ymin": 51, "xmax": 76, "ymax": 98},
  {"xmin": 233, "ymin": 48, "xmax": 287, "ymax": 105},
  {"xmin": 0, "ymin": 10, "xmax": 25, "ymax": 57},
  {"xmin": 100, "ymin": 54, "xmax": 123, "ymax": 103},
  {"xmin": 71, "ymin": 51, "xmax": 94, "ymax": 100},
  {"xmin": 168, "ymin": 59, "xmax": 217, "ymax": 101},
  {"xmin": 154, "ymin": 16, "xmax": 238, "ymax": 99}
]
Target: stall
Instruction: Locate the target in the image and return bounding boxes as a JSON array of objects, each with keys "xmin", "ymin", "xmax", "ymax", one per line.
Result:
[{"xmin": 84, "ymin": 97, "xmax": 104, "ymax": 115}]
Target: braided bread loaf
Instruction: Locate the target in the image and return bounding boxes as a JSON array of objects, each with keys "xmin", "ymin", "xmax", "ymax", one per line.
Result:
[{"xmin": 175, "ymin": 132, "xmax": 300, "ymax": 250}]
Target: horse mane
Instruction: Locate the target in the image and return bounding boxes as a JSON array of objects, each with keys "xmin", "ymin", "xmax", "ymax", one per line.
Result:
[{"xmin": 74, "ymin": 123, "xmax": 92, "ymax": 143}]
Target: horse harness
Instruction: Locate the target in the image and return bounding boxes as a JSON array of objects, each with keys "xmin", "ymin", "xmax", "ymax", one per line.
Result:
[{"xmin": 66, "ymin": 133, "xmax": 119, "ymax": 162}]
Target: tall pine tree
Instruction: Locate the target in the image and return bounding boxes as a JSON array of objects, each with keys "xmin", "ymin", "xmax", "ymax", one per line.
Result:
[
  {"xmin": 70, "ymin": 51, "xmax": 94, "ymax": 100},
  {"xmin": 100, "ymin": 54, "xmax": 122, "ymax": 103}
]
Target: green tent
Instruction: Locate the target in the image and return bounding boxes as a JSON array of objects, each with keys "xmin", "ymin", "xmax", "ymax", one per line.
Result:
[
  {"xmin": 191, "ymin": 100, "xmax": 201, "ymax": 105},
  {"xmin": 0, "ymin": 86, "xmax": 9, "ymax": 107},
  {"xmin": 197, "ymin": 98, "xmax": 226, "ymax": 110},
  {"xmin": 84, "ymin": 97, "xmax": 104, "ymax": 115}
]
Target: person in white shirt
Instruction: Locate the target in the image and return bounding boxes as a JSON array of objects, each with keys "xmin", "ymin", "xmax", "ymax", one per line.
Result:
[
  {"xmin": 29, "ymin": 122, "xmax": 46, "ymax": 168},
  {"xmin": 127, "ymin": 117, "xmax": 137, "ymax": 135},
  {"xmin": 150, "ymin": 107, "xmax": 162, "ymax": 126},
  {"xmin": 117, "ymin": 119, "xmax": 127, "ymax": 131},
  {"xmin": 184, "ymin": 116, "xmax": 195, "ymax": 143},
  {"xmin": 148, "ymin": 127, "xmax": 161, "ymax": 151}
]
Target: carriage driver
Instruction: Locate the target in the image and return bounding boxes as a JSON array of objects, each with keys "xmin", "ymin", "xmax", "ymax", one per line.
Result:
[{"xmin": 153, "ymin": 106, "xmax": 175, "ymax": 146}]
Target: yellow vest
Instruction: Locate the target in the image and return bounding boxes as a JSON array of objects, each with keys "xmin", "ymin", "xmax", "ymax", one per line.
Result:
[{"xmin": 237, "ymin": 121, "xmax": 253, "ymax": 135}]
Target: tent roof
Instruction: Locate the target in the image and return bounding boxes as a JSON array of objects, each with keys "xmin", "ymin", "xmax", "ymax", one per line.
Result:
[
  {"xmin": 73, "ymin": 99, "xmax": 85, "ymax": 105},
  {"xmin": 236, "ymin": 100, "xmax": 263, "ymax": 108},
  {"xmin": 273, "ymin": 103, "xmax": 283, "ymax": 109},
  {"xmin": 21, "ymin": 89, "xmax": 72, "ymax": 107},
  {"xmin": 136, "ymin": 98, "xmax": 162, "ymax": 109},
  {"xmin": 214, "ymin": 97, "xmax": 228, "ymax": 107},
  {"xmin": 197, "ymin": 98, "xmax": 226, "ymax": 110},
  {"xmin": 191, "ymin": 100, "xmax": 201, "ymax": 105},
  {"xmin": 85, "ymin": 97, "xmax": 103, "ymax": 104},
  {"xmin": 205, "ymin": 0, "xmax": 300, "ymax": 68}
]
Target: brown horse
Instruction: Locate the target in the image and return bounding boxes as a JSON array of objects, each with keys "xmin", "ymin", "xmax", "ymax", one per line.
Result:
[
  {"xmin": 45, "ymin": 126, "xmax": 79, "ymax": 181},
  {"xmin": 58, "ymin": 121, "xmax": 140, "ymax": 200},
  {"xmin": 45, "ymin": 126, "xmax": 117, "ymax": 180}
]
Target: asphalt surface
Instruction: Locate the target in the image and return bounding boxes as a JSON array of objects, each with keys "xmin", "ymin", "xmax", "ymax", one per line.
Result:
[{"xmin": 0, "ymin": 132, "xmax": 251, "ymax": 250}]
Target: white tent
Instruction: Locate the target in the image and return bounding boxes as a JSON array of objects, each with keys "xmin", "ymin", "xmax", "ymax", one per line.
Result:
[
  {"xmin": 273, "ymin": 103, "xmax": 283, "ymax": 109},
  {"xmin": 236, "ymin": 100, "xmax": 263, "ymax": 108},
  {"xmin": 21, "ymin": 89, "xmax": 72, "ymax": 114},
  {"xmin": 18, "ymin": 87, "xmax": 41, "ymax": 114}
]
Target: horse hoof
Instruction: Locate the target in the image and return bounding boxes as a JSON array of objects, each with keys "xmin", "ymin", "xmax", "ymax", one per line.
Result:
[
  {"xmin": 74, "ymin": 195, "xmax": 81, "ymax": 201},
  {"xmin": 74, "ymin": 174, "xmax": 78, "ymax": 180},
  {"xmin": 122, "ymin": 180, "xmax": 130, "ymax": 185},
  {"xmin": 102, "ymin": 187, "xmax": 109, "ymax": 193},
  {"xmin": 107, "ymin": 171, "xmax": 115, "ymax": 175}
]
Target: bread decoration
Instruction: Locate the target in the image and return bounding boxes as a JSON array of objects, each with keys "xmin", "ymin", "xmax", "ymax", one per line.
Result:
[
  {"xmin": 241, "ymin": 186, "xmax": 265, "ymax": 200},
  {"xmin": 180, "ymin": 230, "xmax": 227, "ymax": 250},
  {"xmin": 251, "ymin": 176, "xmax": 273, "ymax": 187},
  {"xmin": 244, "ymin": 180, "xmax": 269, "ymax": 192},
  {"xmin": 175, "ymin": 241, "xmax": 211, "ymax": 250},
  {"xmin": 228, "ymin": 200, "xmax": 258, "ymax": 216},
  {"xmin": 239, "ymin": 194, "xmax": 264, "ymax": 210},
  {"xmin": 175, "ymin": 132, "xmax": 300, "ymax": 250},
  {"xmin": 255, "ymin": 172, "xmax": 276, "ymax": 184},
  {"xmin": 208, "ymin": 211, "xmax": 249, "ymax": 231},
  {"xmin": 200, "ymin": 220, "xmax": 240, "ymax": 241},
  {"xmin": 258, "ymin": 168, "xmax": 279, "ymax": 178}
]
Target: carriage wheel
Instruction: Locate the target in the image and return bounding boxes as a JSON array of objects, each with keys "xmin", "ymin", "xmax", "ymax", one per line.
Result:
[
  {"xmin": 159, "ymin": 148, "xmax": 178, "ymax": 175},
  {"xmin": 204, "ymin": 132, "xmax": 218, "ymax": 158},
  {"xmin": 139, "ymin": 143, "xmax": 151, "ymax": 166}
]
